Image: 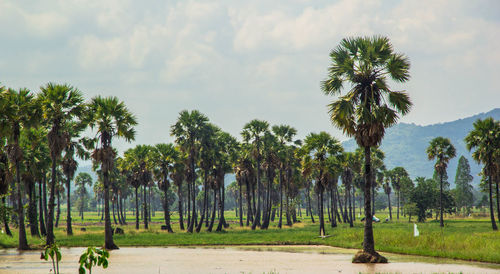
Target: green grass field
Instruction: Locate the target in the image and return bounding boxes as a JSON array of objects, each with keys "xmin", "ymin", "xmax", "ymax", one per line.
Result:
[{"xmin": 2, "ymin": 209, "xmax": 500, "ymax": 264}]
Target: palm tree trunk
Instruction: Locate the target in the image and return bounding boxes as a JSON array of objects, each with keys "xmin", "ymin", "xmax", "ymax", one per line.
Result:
[
  {"xmin": 177, "ymin": 186, "xmax": 184, "ymax": 230},
  {"xmin": 278, "ymin": 168, "xmax": 283, "ymax": 228},
  {"xmin": 439, "ymin": 172, "xmax": 444, "ymax": 227},
  {"xmin": 327, "ymin": 190, "xmax": 331, "ymax": 223},
  {"xmin": 116, "ymin": 194, "xmax": 123, "ymax": 225},
  {"xmin": 55, "ymin": 190, "xmax": 60, "ymax": 228},
  {"xmin": 495, "ymin": 178, "xmax": 500, "ymax": 225},
  {"xmin": 143, "ymin": 185, "xmax": 148, "ymax": 229},
  {"xmin": 207, "ymin": 188, "xmax": 217, "ymax": 232},
  {"xmin": 42, "ymin": 175, "xmax": 48, "ymax": 232},
  {"xmin": 388, "ymin": 192, "xmax": 392, "ymax": 220},
  {"xmin": 285, "ymin": 192, "xmax": 292, "ymax": 226},
  {"xmin": 330, "ymin": 189, "xmax": 336, "ymax": 227},
  {"xmin": 372, "ymin": 182, "xmax": 376, "ymax": 216},
  {"xmin": 135, "ymin": 188, "xmax": 139, "ymax": 229},
  {"xmin": 38, "ymin": 182, "xmax": 46, "ymax": 236},
  {"xmin": 363, "ymin": 146, "xmax": 375, "ymax": 255},
  {"xmin": 246, "ymin": 178, "xmax": 253, "ymax": 225},
  {"xmin": 121, "ymin": 196, "xmax": 126, "ymax": 223},
  {"xmin": 319, "ymin": 189, "xmax": 325, "ymax": 236},
  {"xmin": 352, "ymin": 187, "xmax": 356, "ymax": 221},
  {"xmin": 28, "ymin": 182, "xmax": 39, "ymax": 237},
  {"xmin": 163, "ymin": 182, "xmax": 173, "ymax": 233},
  {"xmin": 348, "ymin": 186, "xmax": 353, "ymax": 227},
  {"xmin": 239, "ymin": 179, "xmax": 243, "ymax": 227},
  {"xmin": 397, "ymin": 191, "xmax": 400, "ymax": 220},
  {"xmin": 216, "ymin": 184, "xmax": 226, "ymax": 232},
  {"xmin": 307, "ymin": 183, "xmax": 314, "ymax": 223},
  {"xmin": 149, "ymin": 187, "xmax": 152, "ymax": 221},
  {"xmin": 112, "ymin": 195, "xmax": 118, "ymax": 225},
  {"xmin": 187, "ymin": 182, "xmax": 191, "ymax": 229},
  {"xmin": 196, "ymin": 171, "xmax": 209, "ymax": 233},
  {"xmin": 251, "ymin": 157, "xmax": 261, "ymax": 230},
  {"xmin": 15, "ymin": 159, "xmax": 29, "ymax": 250},
  {"xmin": 488, "ymin": 175, "xmax": 498, "ymax": 230},
  {"xmin": 46, "ymin": 157, "xmax": 57, "ymax": 246},
  {"xmin": 2, "ymin": 197, "xmax": 12, "ymax": 236},
  {"xmin": 188, "ymin": 156, "xmax": 197, "ymax": 233},
  {"xmin": 66, "ymin": 176, "xmax": 73, "ymax": 236},
  {"xmin": 337, "ymin": 188, "xmax": 346, "ymax": 223},
  {"xmin": 103, "ymin": 168, "xmax": 118, "ymax": 250}
]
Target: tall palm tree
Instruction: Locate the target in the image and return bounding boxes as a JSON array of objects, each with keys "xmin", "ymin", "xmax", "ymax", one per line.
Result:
[
  {"xmin": 151, "ymin": 143, "xmax": 179, "ymax": 233},
  {"xmin": 242, "ymin": 119, "xmax": 269, "ymax": 230},
  {"xmin": 321, "ymin": 36, "xmax": 411, "ymax": 261},
  {"xmin": 74, "ymin": 172, "xmax": 93, "ymax": 220},
  {"xmin": 465, "ymin": 118, "xmax": 499, "ymax": 230},
  {"xmin": 196, "ymin": 124, "xmax": 217, "ymax": 233},
  {"xmin": 272, "ymin": 125, "xmax": 297, "ymax": 229},
  {"xmin": 61, "ymin": 122, "xmax": 88, "ymax": 236},
  {"xmin": 171, "ymin": 110, "xmax": 209, "ymax": 233},
  {"xmin": 0, "ymin": 88, "xmax": 39, "ymax": 250},
  {"xmin": 304, "ymin": 132, "xmax": 343, "ymax": 236},
  {"xmin": 390, "ymin": 166, "xmax": 408, "ymax": 220},
  {"xmin": 426, "ymin": 137, "xmax": 456, "ymax": 227},
  {"xmin": 38, "ymin": 83, "xmax": 84, "ymax": 246},
  {"xmin": 341, "ymin": 152, "xmax": 355, "ymax": 227},
  {"xmin": 299, "ymin": 153, "xmax": 315, "ymax": 223},
  {"xmin": 85, "ymin": 96, "xmax": 137, "ymax": 249},
  {"xmin": 214, "ymin": 130, "xmax": 238, "ymax": 232},
  {"xmin": 170, "ymin": 160, "xmax": 185, "ymax": 230},
  {"xmin": 383, "ymin": 170, "xmax": 392, "ymax": 220}
]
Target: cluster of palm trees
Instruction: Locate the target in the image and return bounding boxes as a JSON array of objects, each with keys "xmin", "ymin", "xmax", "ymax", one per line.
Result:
[
  {"xmin": 465, "ymin": 118, "xmax": 500, "ymax": 231},
  {"xmin": 0, "ymin": 84, "xmax": 137, "ymax": 250}
]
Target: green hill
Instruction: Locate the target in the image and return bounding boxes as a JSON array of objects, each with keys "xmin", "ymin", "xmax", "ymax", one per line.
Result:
[{"xmin": 342, "ymin": 108, "xmax": 500, "ymax": 186}]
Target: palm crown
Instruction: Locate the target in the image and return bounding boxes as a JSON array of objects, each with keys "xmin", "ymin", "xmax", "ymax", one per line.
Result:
[{"xmin": 321, "ymin": 36, "xmax": 412, "ymax": 147}]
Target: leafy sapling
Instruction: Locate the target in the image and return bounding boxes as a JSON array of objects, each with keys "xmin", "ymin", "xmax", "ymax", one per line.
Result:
[
  {"xmin": 79, "ymin": 246, "xmax": 110, "ymax": 274},
  {"xmin": 40, "ymin": 244, "xmax": 62, "ymax": 274}
]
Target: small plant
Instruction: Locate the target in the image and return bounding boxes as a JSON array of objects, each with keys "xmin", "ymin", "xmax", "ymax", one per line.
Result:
[
  {"xmin": 40, "ymin": 243, "xmax": 61, "ymax": 274},
  {"xmin": 79, "ymin": 246, "xmax": 110, "ymax": 274}
]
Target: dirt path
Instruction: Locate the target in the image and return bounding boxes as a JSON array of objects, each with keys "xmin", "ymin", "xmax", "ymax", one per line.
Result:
[{"xmin": 1, "ymin": 246, "xmax": 499, "ymax": 273}]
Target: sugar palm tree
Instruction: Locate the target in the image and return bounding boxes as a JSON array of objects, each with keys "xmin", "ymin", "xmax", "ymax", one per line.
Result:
[
  {"xmin": 321, "ymin": 36, "xmax": 411, "ymax": 262},
  {"xmin": 426, "ymin": 137, "xmax": 456, "ymax": 227},
  {"xmin": 341, "ymin": 152, "xmax": 356, "ymax": 227},
  {"xmin": 61, "ymin": 122, "xmax": 88, "ymax": 236},
  {"xmin": 383, "ymin": 170, "xmax": 392, "ymax": 220},
  {"xmin": 38, "ymin": 83, "xmax": 84, "ymax": 246},
  {"xmin": 272, "ymin": 125, "xmax": 297, "ymax": 229},
  {"xmin": 390, "ymin": 166, "xmax": 408, "ymax": 220},
  {"xmin": 465, "ymin": 118, "xmax": 499, "ymax": 230},
  {"xmin": 74, "ymin": 172, "xmax": 93, "ymax": 221},
  {"xmin": 242, "ymin": 119, "xmax": 269, "ymax": 230},
  {"xmin": 171, "ymin": 110, "xmax": 209, "ymax": 233},
  {"xmin": 151, "ymin": 143, "xmax": 179, "ymax": 233},
  {"xmin": 299, "ymin": 152, "xmax": 314, "ymax": 223},
  {"xmin": 170, "ymin": 159, "xmax": 185, "ymax": 230},
  {"xmin": 304, "ymin": 132, "xmax": 343, "ymax": 236},
  {"xmin": 85, "ymin": 96, "xmax": 137, "ymax": 249},
  {"xmin": 0, "ymin": 88, "xmax": 39, "ymax": 250}
]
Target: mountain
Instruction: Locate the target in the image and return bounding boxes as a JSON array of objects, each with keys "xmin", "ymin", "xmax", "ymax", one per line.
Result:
[{"xmin": 342, "ymin": 108, "xmax": 500, "ymax": 186}]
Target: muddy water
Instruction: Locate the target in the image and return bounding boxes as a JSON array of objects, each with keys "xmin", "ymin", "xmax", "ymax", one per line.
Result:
[{"xmin": 1, "ymin": 245, "xmax": 499, "ymax": 274}]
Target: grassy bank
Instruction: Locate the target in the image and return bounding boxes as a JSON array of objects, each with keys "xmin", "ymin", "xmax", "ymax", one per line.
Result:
[{"xmin": 1, "ymin": 210, "xmax": 500, "ymax": 263}]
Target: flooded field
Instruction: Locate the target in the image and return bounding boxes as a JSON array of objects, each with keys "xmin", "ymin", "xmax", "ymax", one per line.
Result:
[{"xmin": 1, "ymin": 245, "xmax": 499, "ymax": 273}]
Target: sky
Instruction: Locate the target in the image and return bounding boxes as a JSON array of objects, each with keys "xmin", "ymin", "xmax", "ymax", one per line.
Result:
[{"xmin": 1, "ymin": 0, "xmax": 499, "ymax": 154}]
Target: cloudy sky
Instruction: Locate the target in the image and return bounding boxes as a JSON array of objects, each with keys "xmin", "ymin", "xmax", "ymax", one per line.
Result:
[{"xmin": 1, "ymin": 0, "xmax": 499, "ymax": 152}]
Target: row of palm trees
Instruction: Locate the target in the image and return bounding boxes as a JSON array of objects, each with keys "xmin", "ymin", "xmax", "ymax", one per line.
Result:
[
  {"xmin": 0, "ymin": 84, "xmax": 137, "ymax": 250},
  {"xmin": 2, "ymin": 36, "xmax": 496, "ymax": 263}
]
